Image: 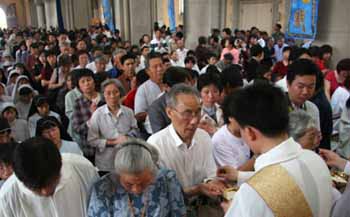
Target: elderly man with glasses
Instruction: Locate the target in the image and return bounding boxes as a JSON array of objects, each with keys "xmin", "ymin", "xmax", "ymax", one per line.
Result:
[{"xmin": 147, "ymin": 84, "xmax": 226, "ymax": 216}]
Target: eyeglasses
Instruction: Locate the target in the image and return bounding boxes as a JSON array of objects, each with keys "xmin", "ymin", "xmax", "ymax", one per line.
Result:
[{"xmin": 172, "ymin": 108, "xmax": 201, "ymax": 120}]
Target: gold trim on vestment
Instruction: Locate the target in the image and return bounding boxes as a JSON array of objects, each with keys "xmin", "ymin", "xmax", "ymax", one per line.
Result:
[{"xmin": 247, "ymin": 164, "xmax": 313, "ymax": 217}]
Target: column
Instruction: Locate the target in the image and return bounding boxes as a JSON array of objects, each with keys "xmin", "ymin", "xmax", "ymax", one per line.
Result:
[
  {"xmin": 128, "ymin": 0, "xmax": 152, "ymax": 43},
  {"xmin": 184, "ymin": 0, "xmax": 225, "ymax": 49},
  {"xmin": 315, "ymin": 0, "xmax": 350, "ymax": 67},
  {"xmin": 44, "ymin": 0, "xmax": 57, "ymax": 28},
  {"xmin": 72, "ymin": 0, "xmax": 93, "ymax": 29},
  {"xmin": 36, "ymin": 3, "xmax": 45, "ymax": 28}
]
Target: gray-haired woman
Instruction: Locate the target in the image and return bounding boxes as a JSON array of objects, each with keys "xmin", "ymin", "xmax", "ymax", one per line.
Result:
[
  {"xmin": 288, "ymin": 110, "xmax": 320, "ymax": 150},
  {"xmin": 88, "ymin": 78, "xmax": 137, "ymax": 173},
  {"xmin": 87, "ymin": 139, "xmax": 187, "ymax": 217}
]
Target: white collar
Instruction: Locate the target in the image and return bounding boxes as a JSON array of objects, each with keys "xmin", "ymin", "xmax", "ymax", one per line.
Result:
[
  {"xmin": 17, "ymin": 163, "xmax": 72, "ymax": 197},
  {"xmin": 168, "ymin": 124, "xmax": 196, "ymax": 148},
  {"xmin": 254, "ymin": 138, "xmax": 302, "ymax": 172},
  {"xmin": 102, "ymin": 104, "xmax": 123, "ymax": 117}
]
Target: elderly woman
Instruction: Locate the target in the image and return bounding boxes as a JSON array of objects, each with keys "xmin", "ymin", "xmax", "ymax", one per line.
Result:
[
  {"xmin": 288, "ymin": 110, "xmax": 320, "ymax": 150},
  {"xmin": 88, "ymin": 79, "xmax": 138, "ymax": 173},
  {"xmin": 87, "ymin": 139, "xmax": 186, "ymax": 217}
]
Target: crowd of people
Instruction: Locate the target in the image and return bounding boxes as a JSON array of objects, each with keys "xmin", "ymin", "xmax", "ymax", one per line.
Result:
[{"xmin": 0, "ymin": 22, "xmax": 349, "ymax": 217}]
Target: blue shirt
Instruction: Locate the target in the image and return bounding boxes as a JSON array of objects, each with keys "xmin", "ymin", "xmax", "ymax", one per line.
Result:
[
  {"xmin": 87, "ymin": 168, "xmax": 186, "ymax": 217},
  {"xmin": 60, "ymin": 140, "xmax": 83, "ymax": 155}
]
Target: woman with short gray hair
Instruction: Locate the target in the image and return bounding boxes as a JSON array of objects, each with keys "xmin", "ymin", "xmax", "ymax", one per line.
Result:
[
  {"xmin": 87, "ymin": 139, "xmax": 187, "ymax": 217},
  {"xmin": 87, "ymin": 79, "xmax": 139, "ymax": 173},
  {"xmin": 288, "ymin": 110, "xmax": 320, "ymax": 150}
]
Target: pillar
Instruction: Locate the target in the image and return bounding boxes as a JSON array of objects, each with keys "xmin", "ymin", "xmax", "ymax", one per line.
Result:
[
  {"xmin": 315, "ymin": 0, "xmax": 350, "ymax": 67},
  {"xmin": 128, "ymin": 0, "xmax": 152, "ymax": 43},
  {"xmin": 184, "ymin": 0, "xmax": 225, "ymax": 49},
  {"xmin": 36, "ymin": 3, "xmax": 45, "ymax": 28}
]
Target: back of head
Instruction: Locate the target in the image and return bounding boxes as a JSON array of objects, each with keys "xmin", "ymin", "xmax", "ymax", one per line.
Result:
[
  {"xmin": 221, "ymin": 65, "xmax": 243, "ymax": 89},
  {"xmin": 288, "ymin": 47, "xmax": 310, "ymax": 62},
  {"xmin": 287, "ymin": 58, "xmax": 318, "ymax": 84},
  {"xmin": 162, "ymin": 66, "xmax": 190, "ymax": 88},
  {"xmin": 250, "ymin": 45, "xmax": 263, "ymax": 57},
  {"xmin": 13, "ymin": 137, "xmax": 62, "ymax": 190},
  {"xmin": 228, "ymin": 83, "xmax": 289, "ymax": 137},
  {"xmin": 0, "ymin": 142, "xmax": 17, "ymax": 166}
]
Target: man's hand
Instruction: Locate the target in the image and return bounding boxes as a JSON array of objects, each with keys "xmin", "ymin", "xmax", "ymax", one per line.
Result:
[
  {"xmin": 217, "ymin": 166, "xmax": 238, "ymax": 182},
  {"xmin": 319, "ymin": 148, "xmax": 347, "ymax": 170}
]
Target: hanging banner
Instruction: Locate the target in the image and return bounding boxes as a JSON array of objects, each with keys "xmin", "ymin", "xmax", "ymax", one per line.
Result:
[
  {"xmin": 56, "ymin": 0, "xmax": 64, "ymax": 32},
  {"xmin": 286, "ymin": 0, "xmax": 319, "ymax": 40},
  {"xmin": 102, "ymin": 0, "xmax": 115, "ymax": 33},
  {"xmin": 168, "ymin": 0, "xmax": 176, "ymax": 33}
]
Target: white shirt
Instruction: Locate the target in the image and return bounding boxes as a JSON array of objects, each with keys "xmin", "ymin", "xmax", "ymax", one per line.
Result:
[
  {"xmin": 275, "ymin": 76, "xmax": 288, "ymax": 92},
  {"xmin": 134, "ymin": 79, "xmax": 161, "ymax": 114},
  {"xmin": 88, "ymin": 105, "xmax": 138, "ymax": 171},
  {"xmin": 225, "ymin": 138, "xmax": 332, "ymax": 217},
  {"xmin": 212, "ymin": 125, "xmax": 250, "ymax": 168},
  {"xmin": 86, "ymin": 60, "xmax": 113, "ymax": 73},
  {"xmin": 274, "ymin": 44, "xmax": 288, "ymax": 62},
  {"xmin": 60, "ymin": 140, "xmax": 83, "ymax": 155},
  {"xmin": 0, "ymin": 154, "xmax": 99, "ymax": 217},
  {"xmin": 147, "ymin": 124, "xmax": 217, "ymax": 188},
  {"xmin": 331, "ymin": 86, "xmax": 350, "ymax": 134},
  {"xmin": 199, "ymin": 64, "xmax": 222, "ymax": 75},
  {"xmin": 176, "ymin": 48, "xmax": 189, "ymax": 67}
]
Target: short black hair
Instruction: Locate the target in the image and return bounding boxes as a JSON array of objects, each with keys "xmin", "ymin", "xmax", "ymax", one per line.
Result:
[
  {"xmin": 256, "ymin": 64, "xmax": 271, "ymax": 79},
  {"xmin": 36, "ymin": 116, "xmax": 73, "ymax": 141},
  {"xmin": 58, "ymin": 54, "xmax": 72, "ymax": 67},
  {"xmin": 336, "ymin": 58, "xmax": 350, "ymax": 73},
  {"xmin": 74, "ymin": 68, "xmax": 95, "ymax": 88},
  {"xmin": 185, "ymin": 56, "xmax": 196, "ymax": 65},
  {"xmin": 221, "ymin": 65, "xmax": 243, "ymax": 89},
  {"xmin": 287, "ymin": 59, "xmax": 318, "ymax": 84},
  {"xmin": 120, "ymin": 53, "xmax": 136, "ymax": 65},
  {"xmin": 197, "ymin": 72, "xmax": 223, "ymax": 92},
  {"xmin": 0, "ymin": 142, "xmax": 18, "ymax": 165},
  {"xmin": 198, "ymin": 36, "xmax": 207, "ymax": 45},
  {"xmin": 225, "ymin": 83, "xmax": 289, "ymax": 137},
  {"xmin": 320, "ymin": 44, "xmax": 333, "ymax": 57},
  {"xmin": 135, "ymin": 69, "xmax": 149, "ymax": 87},
  {"xmin": 308, "ymin": 46, "xmax": 320, "ymax": 58},
  {"xmin": 145, "ymin": 52, "xmax": 162, "ymax": 69},
  {"xmin": 288, "ymin": 47, "xmax": 310, "ymax": 62},
  {"xmin": 206, "ymin": 65, "xmax": 221, "ymax": 76},
  {"xmin": 250, "ymin": 45, "xmax": 264, "ymax": 57},
  {"xmin": 13, "ymin": 137, "xmax": 62, "ymax": 190},
  {"xmin": 222, "ymin": 28, "xmax": 232, "ymax": 35},
  {"xmin": 282, "ymin": 46, "xmax": 292, "ymax": 53},
  {"xmin": 163, "ymin": 67, "xmax": 190, "ymax": 87}
]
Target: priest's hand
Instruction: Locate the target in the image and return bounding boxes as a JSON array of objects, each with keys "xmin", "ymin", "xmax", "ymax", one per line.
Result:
[
  {"xmin": 198, "ymin": 182, "xmax": 224, "ymax": 198},
  {"xmin": 319, "ymin": 148, "xmax": 347, "ymax": 170},
  {"xmin": 217, "ymin": 166, "xmax": 238, "ymax": 182}
]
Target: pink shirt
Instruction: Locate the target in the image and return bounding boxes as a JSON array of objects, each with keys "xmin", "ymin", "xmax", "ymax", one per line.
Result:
[{"xmin": 220, "ymin": 47, "xmax": 240, "ymax": 64}]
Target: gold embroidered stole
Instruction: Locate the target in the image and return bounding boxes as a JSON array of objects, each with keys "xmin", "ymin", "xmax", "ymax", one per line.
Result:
[{"xmin": 247, "ymin": 164, "xmax": 313, "ymax": 217}]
